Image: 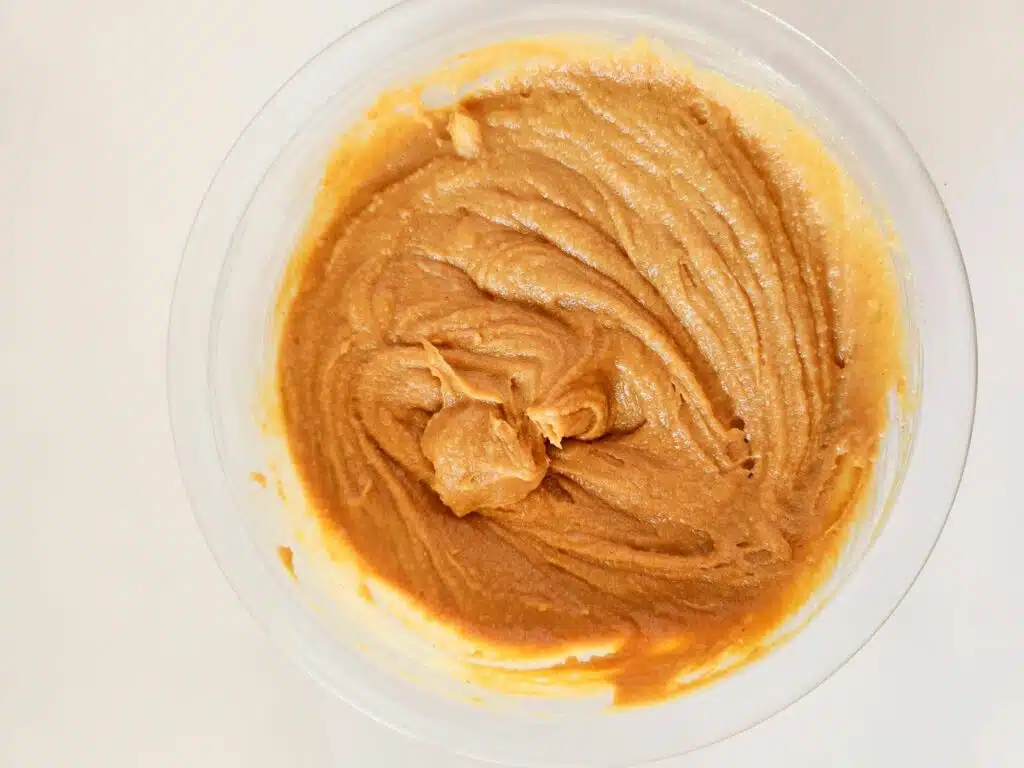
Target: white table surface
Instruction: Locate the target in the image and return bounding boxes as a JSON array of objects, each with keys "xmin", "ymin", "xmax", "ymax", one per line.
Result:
[{"xmin": 2, "ymin": 0, "xmax": 1021, "ymax": 765}]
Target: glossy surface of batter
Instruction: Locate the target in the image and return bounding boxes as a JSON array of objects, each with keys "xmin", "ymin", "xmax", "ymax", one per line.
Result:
[{"xmin": 277, "ymin": 44, "xmax": 903, "ymax": 702}]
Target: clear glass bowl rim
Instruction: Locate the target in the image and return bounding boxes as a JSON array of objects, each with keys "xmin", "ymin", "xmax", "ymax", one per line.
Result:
[{"xmin": 167, "ymin": 0, "xmax": 978, "ymax": 765}]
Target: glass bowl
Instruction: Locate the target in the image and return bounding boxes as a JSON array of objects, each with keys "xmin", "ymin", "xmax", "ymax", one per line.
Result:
[{"xmin": 167, "ymin": 0, "xmax": 976, "ymax": 764}]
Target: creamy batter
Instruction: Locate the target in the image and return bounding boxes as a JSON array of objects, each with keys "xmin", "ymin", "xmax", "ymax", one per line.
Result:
[{"xmin": 275, "ymin": 41, "xmax": 904, "ymax": 703}]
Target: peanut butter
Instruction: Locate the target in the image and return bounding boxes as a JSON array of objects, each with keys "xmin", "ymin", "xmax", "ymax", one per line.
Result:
[{"xmin": 275, "ymin": 41, "xmax": 904, "ymax": 703}]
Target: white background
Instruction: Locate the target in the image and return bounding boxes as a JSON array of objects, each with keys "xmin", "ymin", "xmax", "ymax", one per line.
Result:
[{"xmin": 1, "ymin": 0, "xmax": 1021, "ymax": 765}]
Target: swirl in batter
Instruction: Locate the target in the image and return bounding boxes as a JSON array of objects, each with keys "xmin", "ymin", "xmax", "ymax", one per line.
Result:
[{"xmin": 276, "ymin": 43, "xmax": 904, "ymax": 703}]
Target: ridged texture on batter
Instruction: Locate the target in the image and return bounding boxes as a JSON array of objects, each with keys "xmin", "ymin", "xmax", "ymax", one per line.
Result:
[{"xmin": 277, "ymin": 47, "xmax": 903, "ymax": 702}]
